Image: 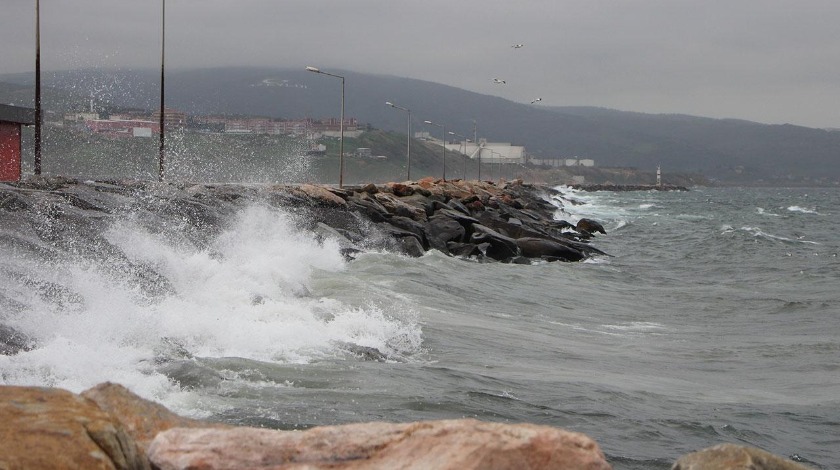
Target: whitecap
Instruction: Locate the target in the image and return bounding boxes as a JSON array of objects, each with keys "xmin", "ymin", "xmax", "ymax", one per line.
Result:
[{"xmin": 787, "ymin": 206, "xmax": 820, "ymax": 215}]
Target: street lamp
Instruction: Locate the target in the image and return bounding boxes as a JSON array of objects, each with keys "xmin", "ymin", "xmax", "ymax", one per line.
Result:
[
  {"xmin": 448, "ymin": 131, "xmax": 470, "ymax": 180},
  {"xmin": 306, "ymin": 66, "xmax": 345, "ymax": 188},
  {"xmin": 423, "ymin": 120, "xmax": 446, "ymax": 181},
  {"xmin": 385, "ymin": 101, "xmax": 411, "ymax": 181},
  {"xmin": 34, "ymin": 0, "xmax": 42, "ymax": 175},
  {"xmin": 159, "ymin": 0, "xmax": 166, "ymax": 181}
]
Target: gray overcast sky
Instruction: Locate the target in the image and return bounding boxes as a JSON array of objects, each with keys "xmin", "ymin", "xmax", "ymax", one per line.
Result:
[{"xmin": 3, "ymin": 0, "xmax": 840, "ymax": 128}]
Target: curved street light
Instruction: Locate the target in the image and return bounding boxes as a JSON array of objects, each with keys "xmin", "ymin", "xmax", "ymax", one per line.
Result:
[
  {"xmin": 386, "ymin": 101, "xmax": 411, "ymax": 181},
  {"xmin": 306, "ymin": 66, "xmax": 345, "ymax": 188},
  {"xmin": 423, "ymin": 120, "xmax": 446, "ymax": 181}
]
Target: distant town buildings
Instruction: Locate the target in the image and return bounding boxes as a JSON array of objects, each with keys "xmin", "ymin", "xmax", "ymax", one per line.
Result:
[
  {"xmin": 54, "ymin": 106, "xmax": 362, "ymax": 140},
  {"xmin": 529, "ymin": 157, "xmax": 595, "ymax": 167}
]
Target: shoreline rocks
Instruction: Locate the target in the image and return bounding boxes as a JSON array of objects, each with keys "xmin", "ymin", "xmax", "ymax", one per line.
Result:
[
  {"xmin": 1, "ymin": 176, "xmax": 609, "ymax": 264},
  {"xmin": 0, "ymin": 383, "xmax": 816, "ymax": 469}
]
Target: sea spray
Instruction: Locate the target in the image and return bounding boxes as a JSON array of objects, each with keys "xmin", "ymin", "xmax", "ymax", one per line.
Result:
[{"xmin": 0, "ymin": 202, "xmax": 422, "ymax": 413}]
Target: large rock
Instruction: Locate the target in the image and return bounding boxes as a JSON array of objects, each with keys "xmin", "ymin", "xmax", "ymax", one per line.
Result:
[
  {"xmin": 672, "ymin": 443, "xmax": 815, "ymax": 470},
  {"xmin": 470, "ymin": 224, "xmax": 521, "ymax": 260},
  {"xmin": 148, "ymin": 418, "xmax": 611, "ymax": 470},
  {"xmin": 515, "ymin": 237, "xmax": 585, "ymax": 262},
  {"xmin": 81, "ymin": 382, "xmax": 230, "ymax": 452},
  {"xmin": 0, "ymin": 385, "xmax": 149, "ymax": 470},
  {"xmin": 0, "ymin": 324, "xmax": 34, "ymax": 355}
]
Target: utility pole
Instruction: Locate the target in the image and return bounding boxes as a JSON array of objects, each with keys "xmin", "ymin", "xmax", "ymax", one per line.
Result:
[
  {"xmin": 34, "ymin": 0, "xmax": 42, "ymax": 175},
  {"xmin": 158, "ymin": 0, "xmax": 166, "ymax": 182}
]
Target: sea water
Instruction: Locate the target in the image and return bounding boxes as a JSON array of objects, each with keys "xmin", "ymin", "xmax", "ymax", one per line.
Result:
[{"xmin": 1, "ymin": 186, "xmax": 838, "ymax": 469}]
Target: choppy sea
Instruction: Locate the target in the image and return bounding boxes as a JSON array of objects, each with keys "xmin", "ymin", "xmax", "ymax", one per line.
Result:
[{"xmin": 1, "ymin": 185, "xmax": 838, "ymax": 469}]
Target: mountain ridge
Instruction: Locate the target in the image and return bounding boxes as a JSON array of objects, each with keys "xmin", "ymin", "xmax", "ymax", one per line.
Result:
[{"xmin": 2, "ymin": 67, "xmax": 839, "ymax": 184}]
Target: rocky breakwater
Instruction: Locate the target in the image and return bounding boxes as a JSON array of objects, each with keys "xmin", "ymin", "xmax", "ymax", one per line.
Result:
[
  {"xmin": 0, "ymin": 383, "xmax": 816, "ymax": 469},
  {"xmin": 1, "ymin": 176, "xmax": 608, "ymax": 268},
  {"xmin": 309, "ymin": 177, "xmax": 610, "ymax": 263}
]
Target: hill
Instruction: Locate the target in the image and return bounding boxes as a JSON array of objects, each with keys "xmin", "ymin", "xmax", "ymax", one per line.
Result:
[{"xmin": 2, "ymin": 67, "xmax": 839, "ymax": 185}]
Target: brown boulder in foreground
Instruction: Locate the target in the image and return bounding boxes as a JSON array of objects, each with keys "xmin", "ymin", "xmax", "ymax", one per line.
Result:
[
  {"xmin": 0, "ymin": 385, "xmax": 149, "ymax": 470},
  {"xmin": 148, "ymin": 418, "xmax": 612, "ymax": 470},
  {"xmin": 672, "ymin": 443, "xmax": 815, "ymax": 470},
  {"xmin": 81, "ymin": 382, "xmax": 229, "ymax": 452}
]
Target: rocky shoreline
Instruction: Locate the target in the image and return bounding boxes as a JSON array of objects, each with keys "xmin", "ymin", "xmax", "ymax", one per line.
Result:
[
  {"xmin": 0, "ymin": 382, "xmax": 814, "ymax": 469},
  {"xmin": 1, "ymin": 176, "xmax": 611, "ymax": 266}
]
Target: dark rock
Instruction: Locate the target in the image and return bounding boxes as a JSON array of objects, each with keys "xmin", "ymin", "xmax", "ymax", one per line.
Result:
[
  {"xmin": 446, "ymin": 242, "xmax": 483, "ymax": 258},
  {"xmin": 0, "ymin": 324, "xmax": 35, "ymax": 356},
  {"xmin": 577, "ymin": 218, "xmax": 606, "ymax": 235},
  {"xmin": 0, "ymin": 191, "xmax": 29, "ymax": 211},
  {"xmin": 515, "ymin": 237, "xmax": 585, "ymax": 262},
  {"xmin": 359, "ymin": 183, "xmax": 379, "ymax": 194},
  {"xmin": 397, "ymin": 235, "xmax": 426, "ymax": 257},
  {"xmin": 425, "ymin": 214, "xmax": 467, "ymax": 252},
  {"xmin": 398, "ymin": 193, "xmax": 436, "ymax": 216},
  {"xmin": 386, "ymin": 216, "xmax": 429, "ymax": 248},
  {"xmin": 470, "ymin": 224, "xmax": 520, "ymax": 260}
]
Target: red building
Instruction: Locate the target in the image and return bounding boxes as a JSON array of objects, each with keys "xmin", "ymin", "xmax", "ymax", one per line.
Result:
[{"xmin": 0, "ymin": 104, "xmax": 35, "ymax": 182}]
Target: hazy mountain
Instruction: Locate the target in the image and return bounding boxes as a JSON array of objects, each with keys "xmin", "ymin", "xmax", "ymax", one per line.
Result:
[{"xmin": 3, "ymin": 67, "xmax": 839, "ymax": 184}]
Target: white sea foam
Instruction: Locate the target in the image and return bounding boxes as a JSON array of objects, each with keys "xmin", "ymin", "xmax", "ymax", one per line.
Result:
[
  {"xmin": 756, "ymin": 207, "xmax": 780, "ymax": 217},
  {"xmin": 0, "ymin": 204, "xmax": 422, "ymax": 406},
  {"xmin": 787, "ymin": 206, "xmax": 820, "ymax": 215}
]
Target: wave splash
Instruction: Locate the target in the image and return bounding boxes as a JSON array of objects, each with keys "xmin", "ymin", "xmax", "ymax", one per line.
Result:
[{"xmin": 0, "ymin": 203, "xmax": 422, "ymax": 405}]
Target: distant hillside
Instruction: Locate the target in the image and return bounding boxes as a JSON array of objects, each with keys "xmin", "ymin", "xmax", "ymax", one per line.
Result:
[{"xmin": 3, "ymin": 67, "xmax": 839, "ymax": 185}]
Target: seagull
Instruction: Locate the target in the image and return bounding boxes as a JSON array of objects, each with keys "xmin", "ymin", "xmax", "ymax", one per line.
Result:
[
  {"xmin": 530, "ymin": 98, "xmax": 542, "ymax": 104},
  {"xmin": 512, "ymin": 44, "xmax": 525, "ymax": 49},
  {"xmin": 493, "ymin": 78, "xmax": 506, "ymax": 84}
]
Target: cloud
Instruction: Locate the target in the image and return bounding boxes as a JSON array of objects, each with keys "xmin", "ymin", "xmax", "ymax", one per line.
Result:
[{"xmin": 3, "ymin": 0, "xmax": 840, "ymax": 128}]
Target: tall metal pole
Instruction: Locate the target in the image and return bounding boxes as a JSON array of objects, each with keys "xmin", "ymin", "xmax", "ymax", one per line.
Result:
[
  {"xmin": 386, "ymin": 101, "xmax": 411, "ymax": 181},
  {"xmin": 307, "ymin": 66, "xmax": 345, "ymax": 188},
  {"xmin": 339, "ymin": 75, "xmax": 344, "ymax": 188},
  {"xmin": 478, "ymin": 148, "xmax": 482, "ymax": 181},
  {"xmin": 34, "ymin": 0, "xmax": 42, "ymax": 175},
  {"xmin": 405, "ymin": 109, "xmax": 411, "ymax": 181},
  {"xmin": 158, "ymin": 0, "xmax": 166, "ymax": 182},
  {"xmin": 442, "ymin": 123, "xmax": 446, "ymax": 181}
]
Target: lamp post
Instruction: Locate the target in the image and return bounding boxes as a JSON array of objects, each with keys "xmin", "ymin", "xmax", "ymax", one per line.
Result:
[
  {"xmin": 159, "ymin": 0, "xmax": 166, "ymax": 182},
  {"xmin": 34, "ymin": 0, "xmax": 41, "ymax": 175},
  {"xmin": 448, "ymin": 131, "xmax": 469, "ymax": 180},
  {"xmin": 423, "ymin": 120, "xmax": 446, "ymax": 181},
  {"xmin": 385, "ymin": 101, "xmax": 411, "ymax": 181},
  {"xmin": 306, "ymin": 66, "xmax": 345, "ymax": 188}
]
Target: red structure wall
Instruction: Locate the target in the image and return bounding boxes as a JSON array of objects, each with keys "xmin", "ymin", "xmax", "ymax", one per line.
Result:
[{"xmin": 0, "ymin": 122, "xmax": 22, "ymax": 182}]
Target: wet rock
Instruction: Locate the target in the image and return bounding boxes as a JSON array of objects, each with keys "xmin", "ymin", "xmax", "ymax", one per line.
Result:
[
  {"xmin": 373, "ymin": 192, "xmax": 427, "ymax": 221},
  {"xmin": 425, "ymin": 213, "xmax": 467, "ymax": 252},
  {"xmin": 81, "ymin": 382, "xmax": 229, "ymax": 453},
  {"xmin": 0, "ymin": 385, "xmax": 149, "ymax": 470},
  {"xmin": 672, "ymin": 443, "xmax": 814, "ymax": 470},
  {"xmin": 470, "ymin": 224, "xmax": 520, "ymax": 261},
  {"xmin": 576, "ymin": 218, "xmax": 607, "ymax": 236},
  {"xmin": 446, "ymin": 242, "xmax": 484, "ymax": 258},
  {"xmin": 515, "ymin": 237, "xmax": 585, "ymax": 262},
  {"xmin": 0, "ymin": 324, "xmax": 35, "ymax": 355},
  {"xmin": 295, "ymin": 184, "xmax": 347, "ymax": 207},
  {"xmin": 387, "ymin": 182, "xmax": 415, "ymax": 197},
  {"xmin": 148, "ymin": 419, "xmax": 612, "ymax": 470}
]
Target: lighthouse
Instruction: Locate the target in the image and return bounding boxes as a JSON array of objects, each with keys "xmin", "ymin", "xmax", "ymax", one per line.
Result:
[{"xmin": 656, "ymin": 165, "xmax": 662, "ymax": 188}]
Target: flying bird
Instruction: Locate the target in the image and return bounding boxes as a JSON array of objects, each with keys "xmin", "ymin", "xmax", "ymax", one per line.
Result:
[
  {"xmin": 512, "ymin": 44, "xmax": 525, "ymax": 49},
  {"xmin": 493, "ymin": 78, "xmax": 506, "ymax": 84},
  {"xmin": 530, "ymin": 98, "xmax": 542, "ymax": 104}
]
